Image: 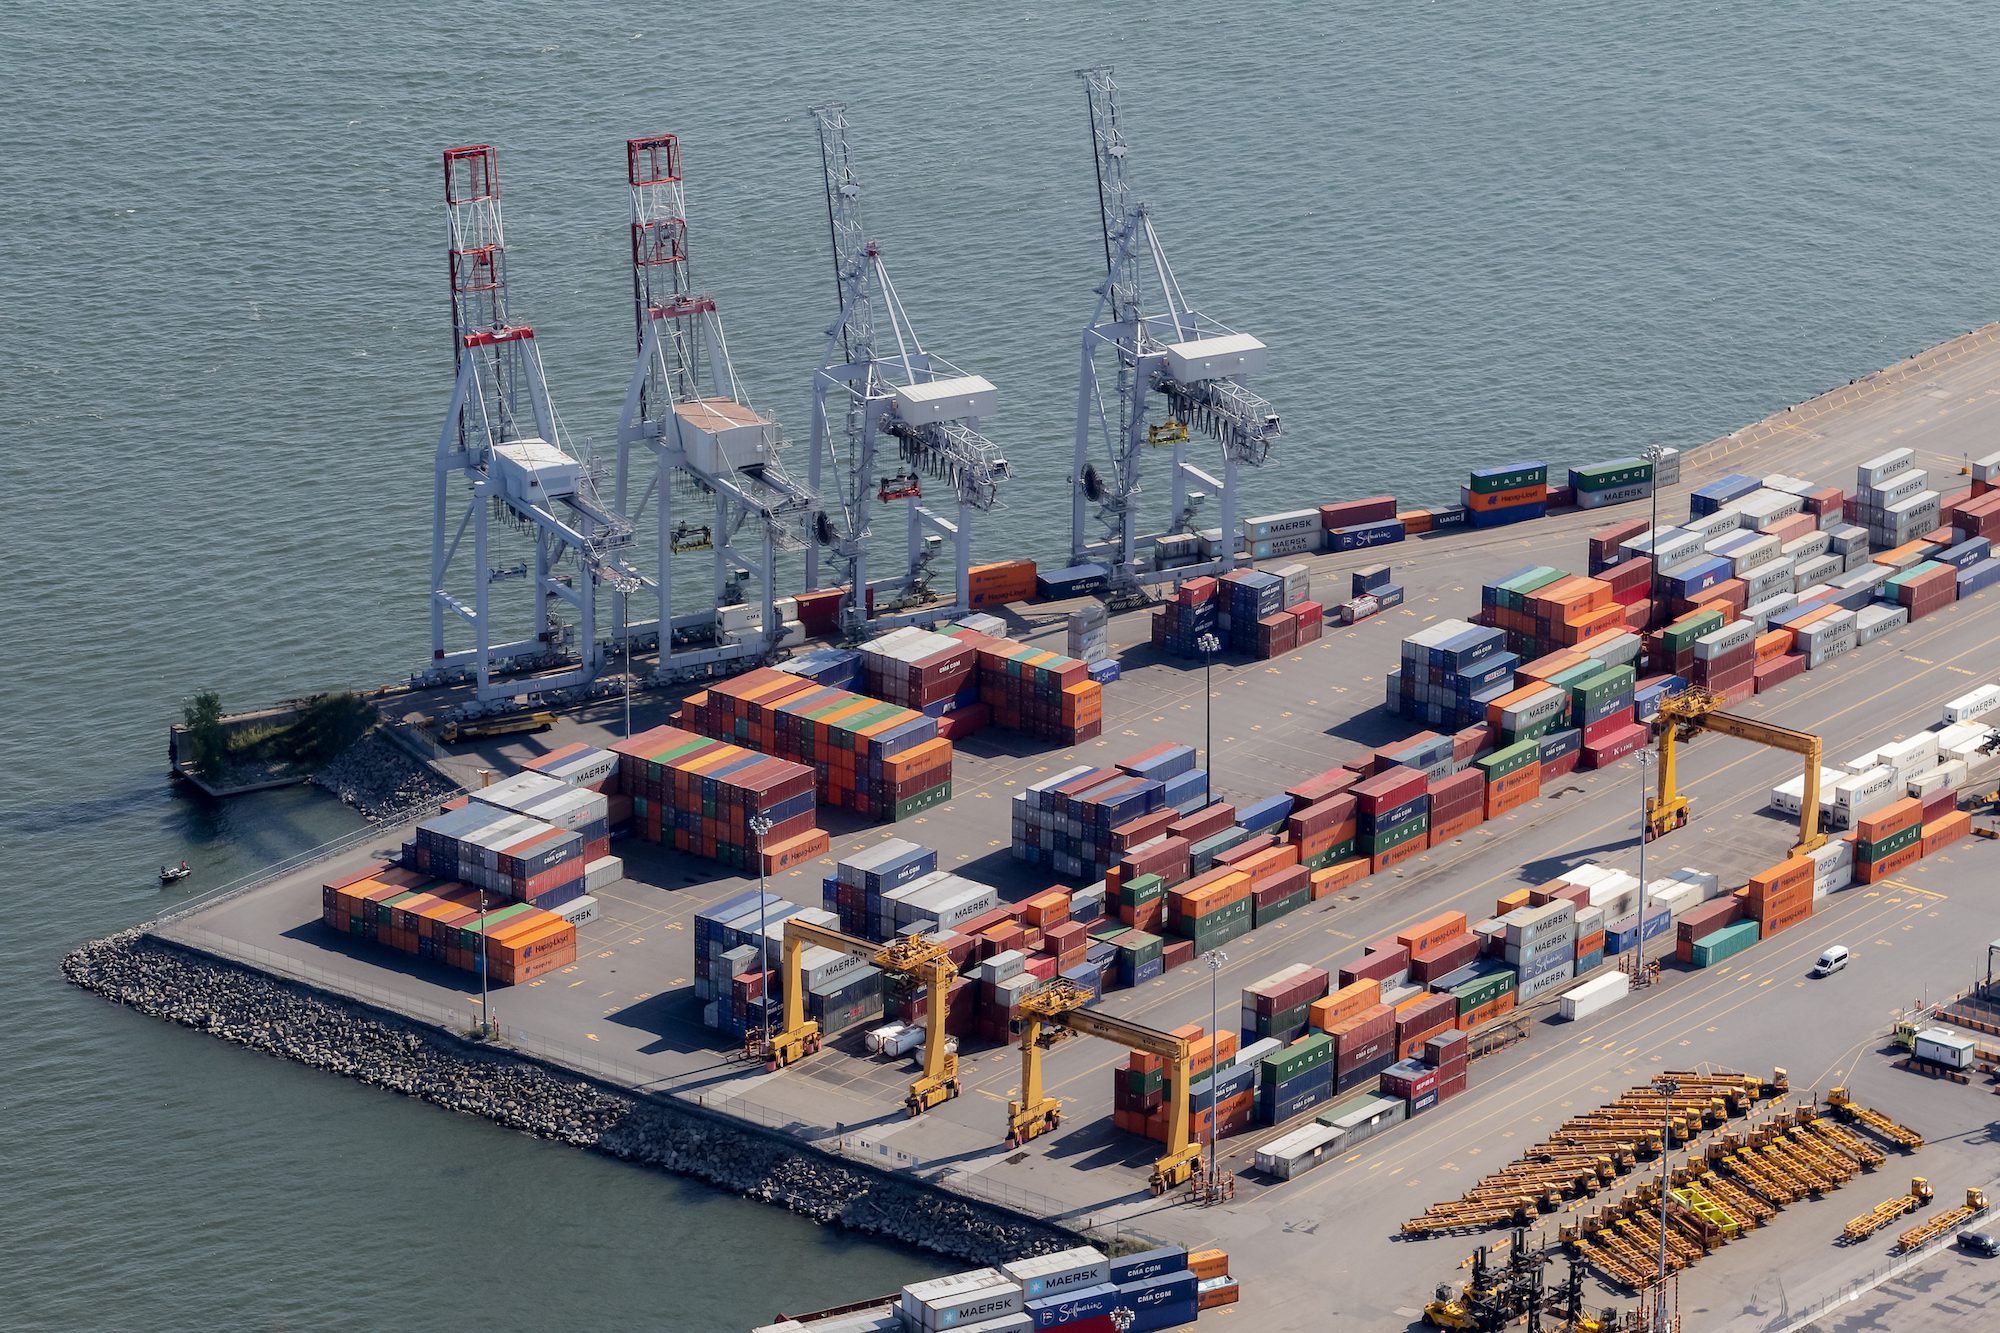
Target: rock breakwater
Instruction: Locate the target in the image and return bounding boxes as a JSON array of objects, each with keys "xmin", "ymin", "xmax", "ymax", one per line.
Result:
[{"xmin": 63, "ymin": 930, "xmax": 1076, "ymax": 1265}]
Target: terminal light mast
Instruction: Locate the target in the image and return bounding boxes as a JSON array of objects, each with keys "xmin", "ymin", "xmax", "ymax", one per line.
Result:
[
  {"xmin": 1072, "ymin": 67, "xmax": 1283, "ymax": 597},
  {"xmin": 806, "ymin": 104, "xmax": 1012, "ymax": 641},
  {"xmin": 427, "ymin": 144, "xmax": 628, "ymax": 701}
]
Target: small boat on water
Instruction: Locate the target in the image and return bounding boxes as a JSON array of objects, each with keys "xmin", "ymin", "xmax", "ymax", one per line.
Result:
[{"xmin": 159, "ymin": 861, "xmax": 191, "ymax": 885}]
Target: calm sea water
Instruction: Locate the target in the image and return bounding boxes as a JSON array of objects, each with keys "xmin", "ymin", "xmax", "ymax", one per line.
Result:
[{"xmin": 6, "ymin": 2, "xmax": 1998, "ymax": 1327}]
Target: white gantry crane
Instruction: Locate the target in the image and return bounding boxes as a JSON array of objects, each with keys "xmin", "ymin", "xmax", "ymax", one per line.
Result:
[
  {"xmin": 1072, "ymin": 66, "xmax": 1283, "ymax": 597},
  {"xmin": 614, "ymin": 134, "xmax": 821, "ymax": 683},
  {"xmin": 427, "ymin": 144, "xmax": 629, "ymax": 702},
  {"xmin": 805, "ymin": 104, "xmax": 1012, "ymax": 641}
]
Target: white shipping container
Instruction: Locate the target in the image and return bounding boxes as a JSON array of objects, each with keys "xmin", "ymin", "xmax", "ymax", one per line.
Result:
[
  {"xmin": 1945, "ymin": 684, "xmax": 2000, "ymax": 724},
  {"xmin": 1002, "ymin": 1247, "xmax": 1111, "ymax": 1300},
  {"xmin": 1678, "ymin": 509, "xmax": 1743, "ymax": 544},
  {"xmin": 1255, "ymin": 1122, "xmax": 1345, "ymax": 1180},
  {"xmin": 1521, "ymin": 959, "xmax": 1576, "ymax": 1000},
  {"xmin": 911, "ymin": 1285, "xmax": 1023, "ymax": 1331},
  {"xmin": 1243, "ymin": 508, "xmax": 1322, "ymax": 540},
  {"xmin": 1745, "ymin": 558, "xmax": 1799, "ymax": 603},
  {"xmin": 1694, "ymin": 620, "xmax": 1759, "ymax": 660},
  {"xmin": 1559, "ymin": 971, "xmax": 1631, "ymax": 1020},
  {"xmin": 1830, "ymin": 766, "xmax": 1899, "ymax": 827},
  {"xmin": 1770, "ymin": 769, "xmax": 1843, "ymax": 817},
  {"xmin": 554, "ymin": 893, "xmax": 600, "ymax": 927},
  {"xmin": 1857, "ymin": 447, "xmax": 1916, "ymax": 489},
  {"xmin": 583, "ymin": 854, "xmax": 622, "ymax": 891}
]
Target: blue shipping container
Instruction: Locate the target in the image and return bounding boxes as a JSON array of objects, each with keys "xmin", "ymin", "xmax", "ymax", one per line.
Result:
[
  {"xmin": 1120, "ymin": 1272, "xmax": 1201, "ymax": 1333},
  {"xmin": 1331, "ymin": 519, "xmax": 1406, "ymax": 552},
  {"xmin": 1959, "ymin": 557, "xmax": 2000, "ymax": 596},
  {"xmin": 1238, "ymin": 793, "xmax": 1294, "ymax": 835},
  {"xmin": 1689, "ymin": 473, "xmax": 1760, "ymax": 515},
  {"xmin": 1469, "ymin": 502, "xmax": 1546, "ymax": 529},
  {"xmin": 1110, "ymin": 1248, "xmax": 1191, "ymax": 1287}
]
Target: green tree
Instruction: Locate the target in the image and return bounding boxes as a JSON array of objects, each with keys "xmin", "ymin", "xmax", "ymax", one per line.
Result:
[
  {"xmin": 297, "ymin": 692, "xmax": 372, "ymax": 761},
  {"xmin": 182, "ymin": 690, "xmax": 228, "ymax": 777}
]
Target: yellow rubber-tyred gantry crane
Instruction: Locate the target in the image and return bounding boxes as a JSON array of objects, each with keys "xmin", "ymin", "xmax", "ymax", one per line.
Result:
[
  {"xmin": 754, "ymin": 918, "xmax": 961, "ymax": 1117},
  {"xmin": 1007, "ymin": 979, "xmax": 1203, "ymax": 1195},
  {"xmin": 1646, "ymin": 688, "xmax": 1827, "ymax": 855}
]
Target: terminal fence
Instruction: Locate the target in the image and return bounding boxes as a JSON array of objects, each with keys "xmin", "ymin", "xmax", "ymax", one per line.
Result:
[
  {"xmin": 150, "ymin": 799, "xmax": 449, "ymax": 931},
  {"xmin": 1757, "ymin": 1180, "xmax": 2000, "ymax": 1333}
]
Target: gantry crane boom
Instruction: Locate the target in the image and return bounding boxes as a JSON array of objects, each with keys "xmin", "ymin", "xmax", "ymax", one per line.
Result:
[
  {"xmin": 805, "ymin": 105, "xmax": 1011, "ymax": 640},
  {"xmin": 1647, "ymin": 688, "xmax": 1827, "ymax": 854},
  {"xmin": 613, "ymin": 133, "xmax": 820, "ymax": 683},
  {"xmin": 1072, "ymin": 66, "xmax": 1282, "ymax": 597},
  {"xmin": 1007, "ymin": 979, "xmax": 1201, "ymax": 1195},
  {"xmin": 425, "ymin": 144, "xmax": 626, "ymax": 701},
  {"xmin": 760, "ymin": 917, "xmax": 961, "ymax": 1117}
]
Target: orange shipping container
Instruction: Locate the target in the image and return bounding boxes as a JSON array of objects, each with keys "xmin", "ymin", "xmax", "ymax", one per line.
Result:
[
  {"xmin": 1856, "ymin": 797, "xmax": 1922, "ymax": 843},
  {"xmin": 1188, "ymin": 1249, "xmax": 1231, "ymax": 1282},
  {"xmin": 1312, "ymin": 979, "xmax": 1382, "ymax": 1030},
  {"xmin": 1398, "ymin": 911, "xmax": 1469, "ymax": 956},
  {"xmin": 1753, "ymin": 630, "xmax": 1792, "ymax": 664},
  {"xmin": 1309, "ymin": 859, "xmax": 1369, "ymax": 898},
  {"xmin": 1922, "ymin": 810, "xmax": 1972, "ymax": 856},
  {"xmin": 1373, "ymin": 839, "xmax": 1424, "ymax": 874},
  {"xmin": 1494, "ymin": 888, "xmax": 1532, "ymax": 916}
]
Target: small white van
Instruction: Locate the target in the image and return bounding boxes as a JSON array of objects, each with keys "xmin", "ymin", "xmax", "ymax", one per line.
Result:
[{"xmin": 1812, "ymin": 945, "xmax": 1850, "ymax": 977}]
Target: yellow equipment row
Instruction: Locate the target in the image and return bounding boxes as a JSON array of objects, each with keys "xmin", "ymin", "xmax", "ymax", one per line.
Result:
[
  {"xmin": 1896, "ymin": 1187, "xmax": 1988, "ymax": 1253},
  {"xmin": 1827, "ymin": 1087, "xmax": 1925, "ymax": 1151},
  {"xmin": 1404, "ymin": 1074, "xmax": 1769, "ymax": 1237},
  {"xmin": 1843, "ymin": 1178, "xmax": 1935, "ymax": 1243}
]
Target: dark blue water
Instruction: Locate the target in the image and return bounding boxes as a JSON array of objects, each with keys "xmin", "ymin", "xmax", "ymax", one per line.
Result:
[{"xmin": 7, "ymin": 1, "xmax": 1997, "ymax": 1326}]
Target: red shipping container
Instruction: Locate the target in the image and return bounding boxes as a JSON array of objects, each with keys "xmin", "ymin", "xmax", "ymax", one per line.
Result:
[
  {"xmin": 1753, "ymin": 654, "xmax": 1805, "ymax": 692},
  {"xmin": 1351, "ymin": 766, "xmax": 1428, "ymax": 813},
  {"xmin": 1287, "ymin": 767, "xmax": 1360, "ymax": 807},
  {"xmin": 1429, "ymin": 808, "xmax": 1484, "ymax": 845},
  {"xmin": 1320, "ymin": 496, "xmax": 1398, "ymax": 528},
  {"xmin": 1580, "ymin": 722, "xmax": 1648, "ymax": 769},
  {"xmin": 1339, "ymin": 946, "xmax": 1409, "ymax": 989},
  {"xmin": 1581, "ymin": 708, "xmax": 1637, "ymax": 747},
  {"xmin": 1407, "ymin": 932, "xmax": 1481, "ymax": 983},
  {"xmin": 1169, "ymin": 803, "xmax": 1238, "ymax": 844}
]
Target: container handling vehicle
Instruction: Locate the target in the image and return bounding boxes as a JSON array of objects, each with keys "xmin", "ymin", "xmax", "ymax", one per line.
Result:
[
  {"xmin": 753, "ymin": 917, "xmax": 961, "ymax": 1117},
  {"xmin": 434, "ymin": 710, "xmax": 558, "ymax": 745},
  {"xmin": 1422, "ymin": 1232, "xmax": 1613, "ymax": 1331},
  {"xmin": 1646, "ymin": 688, "xmax": 1826, "ymax": 855},
  {"xmin": 1006, "ymin": 978, "xmax": 1201, "ymax": 1195}
]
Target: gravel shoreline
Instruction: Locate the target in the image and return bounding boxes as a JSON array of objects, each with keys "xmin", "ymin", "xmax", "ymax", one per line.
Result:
[
  {"xmin": 63, "ymin": 930, "xmax": 1077, "ymax": 1266},
  {"xmin": 311, "ymin": 729, "xmax": 458, "ymax": 819}
]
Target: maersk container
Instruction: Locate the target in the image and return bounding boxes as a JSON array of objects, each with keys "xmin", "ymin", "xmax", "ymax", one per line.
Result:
[
  {"xmin": 1689, "ymin": 920, "xmax": 1760, "ymax": 967},
  {"xmin": 1003, "ymin": 1247, "xmax": 1112, "ymax": 1301}
]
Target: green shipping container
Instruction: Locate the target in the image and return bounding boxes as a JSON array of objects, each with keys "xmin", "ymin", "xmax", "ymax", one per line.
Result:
[
  {"xmin": 1662, "ymin": 609, "xmax": 1726, "ymax": 655},
  {"xmin": 1122, "ymin": 1064, "xmax": 1164, "ymax": 1096},
  {"xmin": 1449, "ymin": 969, "xmax": 1516, "ymax": 1014},
  {"xmin": 1253, "ymin": 887, "xmax": 1310, "ymax": 928},
  {"xmin": 1858, "ymin": 823, "xmax": 1921, "ymax": 863},
  {"xmin": 1364, "ymin": 812, "xmax": 1430, "ymax": 855},
  {"xmin": 1884, "ymin": 560, "xmax": 1945, "ymax": 592},
  {"xmin": 893, "ymin": 782, "xmax": 951, "ymax": 821},
  {"xmin": 1191, "ymin": 826, "xmax": 1251, "ymax": 871},
  {"xmin": 1689, "ymin": 920, "xmax": 1760, "ymax": 967},
  {"xmin": 1090, "ymin": 924, "xmax": 1132, "ymax": 946},
  {"xmin": 1469, "ymin": 462, "xmax": 1550, "ymax": 495},
  {"xmin": 1115, "ymin": 929, "xmax": 1164, "ymax": 964},
  {"xmin": 1499, "ymin": 714, "xmax": 1560, "ymax": 745},
  {"xmin": 1187, "ymin": 903, "xmax": 1253, "ymax": 953},
  {"xmin": 1302, "ymin": 838, "xmax": 1358, "ymax": 871},
  {"xmin": 1253, "ymin": 999, "xmax": 1314, "ymax": 1038},
  {"xmin": 1262, "ymin": 1031, "xmax": 1335, "ymax": 1084},
  {"xmin": 1476, "ymin": 740, "xmax": 1540, "ymax": 781},
  {"xmin": 1549, "ymin": 660, "xmax": 1607, "ymax": 693},
  {"xmin": 1119, "ymin": 873, "xmax": 1165, "ymax": 906},
  {"xmin": 1570, "ymin": 458, "xmax": 1655, "ymax": 492},
  {"xmin": 1496, "ymin": 567, "xmax": 1566, "ymax": 613}
]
